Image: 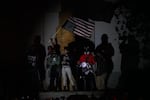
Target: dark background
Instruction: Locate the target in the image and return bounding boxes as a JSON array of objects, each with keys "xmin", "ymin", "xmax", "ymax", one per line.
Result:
[
  {"xmin": 1, "ymin": 0, "xmax": 149, "ymax": 67},
  {"xmin": 0, "ymin": 0, "xmax": 150, "ymax": 99}
]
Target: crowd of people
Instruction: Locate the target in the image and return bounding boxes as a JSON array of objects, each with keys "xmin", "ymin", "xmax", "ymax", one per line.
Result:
[
  {"xmin": 43, "ymin": 34, "xmax": 115, "ymax": 91},
  {"xmin": 23, "ymin": 33, "xmax": 143, "ymax": 99},
  {"xmin": 25, "ymin": 34, "xmax": 115, "ymax": 93}
]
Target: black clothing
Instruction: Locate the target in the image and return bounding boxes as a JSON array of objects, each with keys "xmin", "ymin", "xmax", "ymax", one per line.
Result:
[
  {"xmin": 95, "ymin": 43, "xmax": 114, "ymax": 75},
  {"xmin": 27, "ymin": 43, "xmax": 46, "ymax": 81},
  {"xmin": 25, "ymin": 42, "xmax": 46, "ymax": 98},
  {"xmin": 95, "ymin": 42, "xmax": 114, "ymax": 88}
]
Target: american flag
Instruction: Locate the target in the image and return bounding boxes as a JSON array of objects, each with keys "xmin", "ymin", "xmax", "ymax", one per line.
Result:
[{"xmin": 62, "ymin": 17, "xmax": 95, "ymax": 39}]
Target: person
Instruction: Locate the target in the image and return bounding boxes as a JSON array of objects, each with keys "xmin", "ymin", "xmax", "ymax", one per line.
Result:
[
  {"xmin": 95, "ymin": 34, "xmax": 114, "ymax": 89},
  {"xmin": 118, "ymin": 34, "xmax": 139, "ymax": 91},
  {"xmin": 25, "ymin": 35, "xmax": 46, "ymax": 99},
  {"xmin": 141, "ymin": 34, "xmax": 150, "ymax": 100},
  {"xmin": 45, "ymin": 45, "xmax": 53, "ymax": 90},
  {"xmin": 78, "ymin": 46, "xmax": 96, "ymax": 91},
  {"xmin": 61, "ymin": 47, "xmax": 75, "ymax": 91},
  {"xmin": 51, "ymin": 38, "xmax": 60, "ymax": 55},
  {"xmin": 47, "ymin": 48, "xmax": 61, "ymax": 91}
]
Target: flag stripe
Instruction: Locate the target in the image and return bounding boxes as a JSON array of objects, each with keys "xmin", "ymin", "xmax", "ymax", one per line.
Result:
[
  {"xmin": 74, "ymin": 26, "xmax": 92, "ymax": 36},
  {"xmin": 66, "ymin": 16, "xmax": 95, "ymax": 39},
  {"xmin": 73, "ymin": 17, "xmax": 95, "ymax": 27},
  {"xmin": 74, "ymin": 31, "xmax": 90, "ymax": 39},
  {"xmin": 74, "ymin": 28, "xmax": 91, "ymax": 37},
  {"xmin": 74, "ymin": 21, "xmax": 94, "ymax": 32},
  {"xmin": 69, "ymin": 17, "xmax": 94, "ymax": 31}
]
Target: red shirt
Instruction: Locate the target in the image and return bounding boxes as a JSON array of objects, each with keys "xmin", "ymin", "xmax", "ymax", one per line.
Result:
[{"xmin": 79, "ymin": 53, "xmax": 96, "ymax": 65}]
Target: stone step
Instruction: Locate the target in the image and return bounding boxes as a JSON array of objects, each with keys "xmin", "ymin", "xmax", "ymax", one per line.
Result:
[{"xmin": 39, "ymin": 91, "xmax": 104, "ymax": 100}]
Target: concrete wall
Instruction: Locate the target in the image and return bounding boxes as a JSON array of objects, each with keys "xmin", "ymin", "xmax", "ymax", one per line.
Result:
[{"xmin": 43, "ymin": 13, "xmax": 59, "ymax": 53}]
